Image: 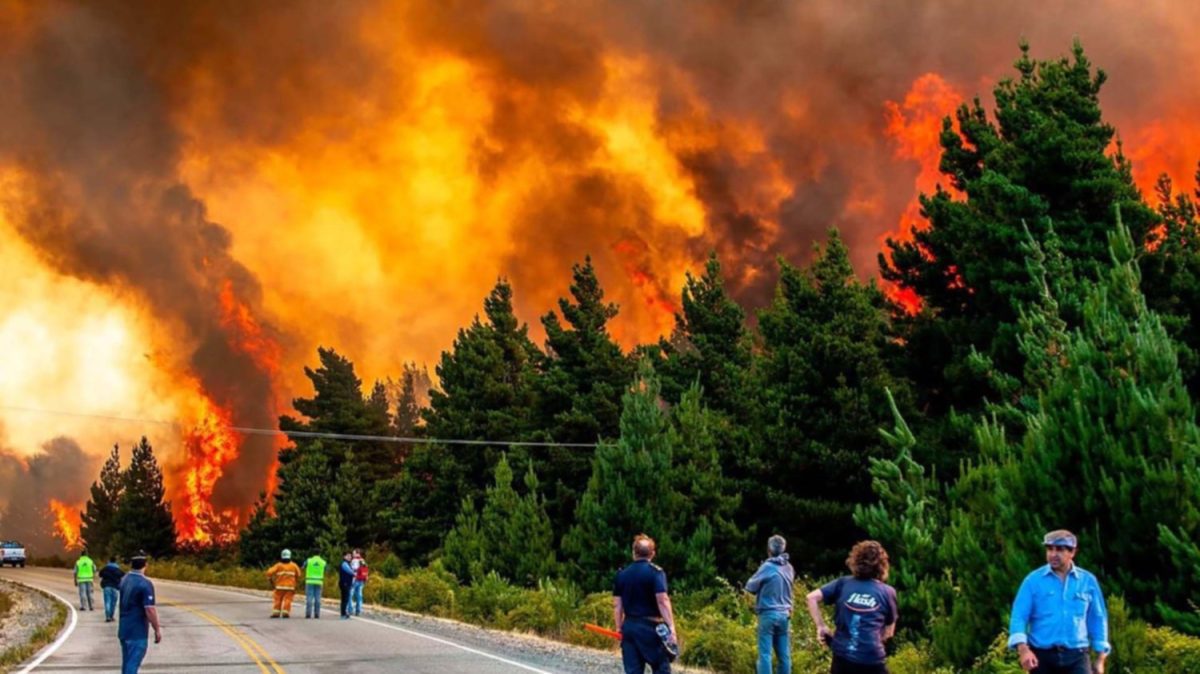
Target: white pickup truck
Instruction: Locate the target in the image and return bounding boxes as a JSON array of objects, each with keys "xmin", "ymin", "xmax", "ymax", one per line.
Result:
[{"xmin": 1, "ymin": 540, "xmax": 26, "ymax": 567}]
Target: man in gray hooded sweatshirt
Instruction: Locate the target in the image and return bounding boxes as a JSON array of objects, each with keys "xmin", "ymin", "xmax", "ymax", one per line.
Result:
[{"xmin": 745, "ymin": 534, "xmax": 795, "ymax": 674}]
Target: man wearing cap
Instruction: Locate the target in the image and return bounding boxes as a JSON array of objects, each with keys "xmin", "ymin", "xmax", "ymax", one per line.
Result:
[
  {"xmin": 613, "ymin": 533, "xmax": 678, "ymax": 674},
  {"xmin": 1008, "ymin": 530, "xmax": 1110, "ymax": 674},
  {"xmin": 117, "ymin": 552, "xmax": 161, "ymax": 674},
  {"xmin": 266, "ymin": 549, "xmax": 302, "ymax": 618}
]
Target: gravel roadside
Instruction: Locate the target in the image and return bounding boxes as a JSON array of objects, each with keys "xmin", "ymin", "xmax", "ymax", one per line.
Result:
[
  {"xmin": 0, "ymin": 579, "xmax": 57, "ymax": 664},
  {"xmin": 153, "ymin": 576, "xmax": 712, "ymax": 673}
]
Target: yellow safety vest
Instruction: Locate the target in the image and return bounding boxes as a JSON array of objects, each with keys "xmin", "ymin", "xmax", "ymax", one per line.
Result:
[
  {"xmin": 75, "ymin": 556, "xmax": 95, "ymax": 581},
  {"xmin": 304, "ymin": 556, "xmax": 327, "ymax": 584}
]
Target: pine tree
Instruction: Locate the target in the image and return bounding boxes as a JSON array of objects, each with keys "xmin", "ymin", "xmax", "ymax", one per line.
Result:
[
  {"xmin": 1142, "ymin": 171, "xmax": 1200, "ymax": 394},
  {"xmin": 535, "ymin": 259, "xmax": 634, "ymax": 530},
  {"xmin": 81, "ymin": 444, "xmax": 122, "ymax": 557},
  {"xmin": 110, "ymin": 437, "xmax": 175, "ymax": 558},
  {"xmin": 563, "ymin": 360, "xmax": 681, "ymax": 591},
  {"xmin": 442, "ymin": 454, "xmax": 557, "ymax": 586},
  {"xmin": 756, "ymin": 228, "xmax": 916, "ymax": 574},
  {"xmin": 383, "ymin": 280, "xmax": 541, "ymax": 563},
  {"xmin": 653, "ymin": 253, "xmax": 752, "ymax": 418},
  {"xmin": 317, "ymin": 500, "xmax": 348, "ymax": 563},
  {"xmin": 881, "ymin": 41, "xmax": 1159, "ymax": 418},
  {"xmin": 241, "ymin": 441, "xmax": 334, "ymax": 565}
]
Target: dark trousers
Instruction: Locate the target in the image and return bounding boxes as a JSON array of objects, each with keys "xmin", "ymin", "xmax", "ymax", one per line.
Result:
[
  {"xmin": 1031, "ymin": 647, "xmax": 1091, "ymax": 674},
  {"xmin": 621, "ymin": 618, "xmax": 670, "ymax": 674},
  {"xmin": 339, "ymin": 584, "xmax": 352, "ymax": 617},
  {"xmin": 831, "ymin": 655, "xmax": 889, "ymax": 674}
]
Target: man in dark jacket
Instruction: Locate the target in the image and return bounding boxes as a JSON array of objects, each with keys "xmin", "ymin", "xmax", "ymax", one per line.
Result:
[
  {"xmin": 338, "ymin": 552, "xmax": 355, "ymax": 619},
  {"xmin": 745, "ymin": 535, "xmax": 795, "ymax": 674},
  {"xmin": 99, "ymin": 556, "xmax": 126, "ymax": 623}
]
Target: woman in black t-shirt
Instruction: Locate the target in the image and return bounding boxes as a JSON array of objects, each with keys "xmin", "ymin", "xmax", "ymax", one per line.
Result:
[{"xmin": 805, "ymin": 541, "xmax": 899, "ymax": 674}]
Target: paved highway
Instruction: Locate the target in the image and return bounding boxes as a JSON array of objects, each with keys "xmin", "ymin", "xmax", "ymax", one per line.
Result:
[{"xmin": 6, "ymin": 567, "xmax": 569, "ymax": 673}]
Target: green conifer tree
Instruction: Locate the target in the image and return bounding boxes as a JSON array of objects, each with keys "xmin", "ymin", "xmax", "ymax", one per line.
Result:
[
  {"xmin": 81, "ymin": 444, "xmax": 122, "ymax": 558},
  {"xmin": 110, "ymin": 437, "xmax": 175, "ymax": 558}
]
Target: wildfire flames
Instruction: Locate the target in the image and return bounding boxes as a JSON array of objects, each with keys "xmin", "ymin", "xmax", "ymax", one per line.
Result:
[
  {"xmin": 3, "ymin": 1, "xmax": 1200, "ymax": 547},
  {"xmin": 49, "ymin": 499, "xmax": 82, "ymax": 549}
]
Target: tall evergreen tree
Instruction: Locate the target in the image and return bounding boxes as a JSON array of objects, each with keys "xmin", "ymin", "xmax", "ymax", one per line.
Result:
[
  {"xmin": 110, "ymin": 437, "xmax": 175, "ymax": 558},
  {"xmin": 563, "ymin": 361, "xmax": 681, "ymax": 591},
  {"xmin": 380, "ymin": 280, "xmax": 540, "ymax": 564},
  {"xmin": 756, "ymin": 228, "xmax": 916, "ymax": 574},
  {"xmin": 81, "ymin": 444, "xmax": 122, "ymax": 557},
  {"xmin": 860, "ymin": 218, "xmax": 1200, "ymax": 665},
  {"xmin": 881, "ymin": 41, "xmax": 1159, "ymax": 416},
  {"xmin": 443, "ymin": 454, "xmax": 557, "ymax": 586},
  {"xmin": 1142, "ymin": 171, "xmax": 1200, "ymax": 395},
  {"xmin": 535, "ymin": 259, "xmax": 634, "ymax": 529},
  {"xmin": 240, "ymin": 441, "xmax": 334, "ymax": 565}
]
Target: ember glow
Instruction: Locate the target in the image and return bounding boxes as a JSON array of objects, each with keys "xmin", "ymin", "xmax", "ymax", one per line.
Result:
[
  {"xmin": 49, "ymin": 499, "xmax": 82, "ymax": 550},
  {"xmin": 2, "ymin": 1, "xmax": 1200, "ymax": 545}
]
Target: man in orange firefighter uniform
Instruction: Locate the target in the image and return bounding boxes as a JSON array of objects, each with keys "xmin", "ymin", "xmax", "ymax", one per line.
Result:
[{"xmin": 266, "ymin": 549, "xmax": 302, "ymax": 618}]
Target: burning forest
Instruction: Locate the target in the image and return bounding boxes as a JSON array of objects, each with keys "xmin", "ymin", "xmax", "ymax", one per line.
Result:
[{"xmin": 2, "ymin": 0, "xmax": 1200, "ymax": 553}]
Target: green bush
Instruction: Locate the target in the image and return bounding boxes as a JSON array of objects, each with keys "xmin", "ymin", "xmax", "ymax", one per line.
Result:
[
  {"xmin": 375, "ymin": 552, "xmax": 404, "ymax": 579},
  {"xmin": 457, "ymin": 571, "xmax": 526, "ymax": 626},
  {"xmin": 680, "ymin": 605, "xmax": 758, "ymax": 672},
  {"xmin": 563, "ymin": 592, "xmax": 621, "ymax": 649},
  {"xmin": 505, "ymin": 579, "xmax": 580, "ymax": 637},
  {"xmin": 1147, "ymin": 626, "xmax": 1200, "ymax": 674},
  {"xmin": 384, "ymin": 567, "xmax": 456, "ymax": 616}
]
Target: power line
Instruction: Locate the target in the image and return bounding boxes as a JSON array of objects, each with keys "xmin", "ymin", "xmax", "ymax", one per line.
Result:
[{"xmin": 0, "ymin": 404, "xmax": 604, "ymax": 448}]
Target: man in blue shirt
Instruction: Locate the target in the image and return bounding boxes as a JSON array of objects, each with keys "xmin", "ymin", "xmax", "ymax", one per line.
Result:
[
  {"xmin": 613, "ymin": 534, "xmax": 678, "ymax": 674},
  {"xmin": 118, "ymin": 552, "xmax": 162, "ymax": 674},
  {"xmin": 1008, "ymin": 530, "xmax": 1110, "ymax": 674},
  {"xmin": 745, "ymin": 534, "xmax": 795, "ymax": 674}
]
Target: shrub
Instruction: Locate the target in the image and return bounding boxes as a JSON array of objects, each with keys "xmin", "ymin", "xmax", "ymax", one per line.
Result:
[
  {"xmin": 457, "ymin": 571, "xmax": 525, "ymax": 626},
  {"xmin": 1147, "ymin": 626, "xmax": 1200, "ymax": 674},
  {"xmin": 564, "ymin": 592, "xmax": 621, "ymax": 650},
  {"xmin": 680, "ymin": 605, "xmax": 757, "ymax": 672},
  {"xmin": 375, "ymin": 552, "xmax": 403, "ymax": 579},
  {"xmin": 505, "ymin": 579, "xmax": 580, "ymax": 637},
  {"xmin": 387, "ymin": 566, "xmax": 456, "ymax": 616}
]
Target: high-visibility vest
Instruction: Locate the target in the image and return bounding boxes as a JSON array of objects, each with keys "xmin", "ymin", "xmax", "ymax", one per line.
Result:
[
  {"xmin": 304, "ymin": 556, "xmax": 327, "ymax": 584},
  {"xmin": 75, "ymin": 556, "xmax": 95, "ymax": 581}
]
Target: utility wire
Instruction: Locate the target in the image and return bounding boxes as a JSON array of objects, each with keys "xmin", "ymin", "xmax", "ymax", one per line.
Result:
[{"xmin": 0, "ymin": 404, "xmax": 605, "ymax": 448}]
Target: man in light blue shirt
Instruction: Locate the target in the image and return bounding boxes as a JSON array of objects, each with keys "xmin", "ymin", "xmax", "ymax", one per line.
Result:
[
  {"xmin": 744, "ymin": 535, "xmax": 795, "ymax": 674},
  {"xmin": 1008, "ymin": 530, "xmax": 1110, "ymax": 674}
]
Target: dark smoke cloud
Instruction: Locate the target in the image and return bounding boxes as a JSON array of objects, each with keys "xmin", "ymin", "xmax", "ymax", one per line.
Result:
[
  {"xmin": 0, "ymin": 433, "xmax": 98, "ymax": 554},
  {"xmin": 0, "ymin": 2, "xmax": 280, "ymax": 509}
]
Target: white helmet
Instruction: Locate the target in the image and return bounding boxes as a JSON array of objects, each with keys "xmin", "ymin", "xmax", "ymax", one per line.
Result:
[{"xmin": 281, "ymin": 549, "xmax": 292, "ymax": 560}]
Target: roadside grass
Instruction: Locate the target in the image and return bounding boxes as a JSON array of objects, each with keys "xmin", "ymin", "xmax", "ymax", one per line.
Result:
[
  {"xmin": 149, "ymin": 559, "xmax": 1200, "ymax": 673},
  {"xmin": 0, "ymin": 581, "xmax": 68, "ymax": 671}
]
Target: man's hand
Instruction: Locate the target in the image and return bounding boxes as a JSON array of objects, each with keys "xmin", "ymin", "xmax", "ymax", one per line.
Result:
[
  {"xmin": 1093, "ymin": 652, "xmax": 1107, "ymax": 674},
  {"xmin": 1017, "ymin": 644, "xmax": 1038, "ymax": 672},
  {"xmin": 817, "ymin": 626, "xmax": 833, "ymax": 648},
  {"xmin": 154, "ymin": 628, "xmax": 162, "ymax": 644}
]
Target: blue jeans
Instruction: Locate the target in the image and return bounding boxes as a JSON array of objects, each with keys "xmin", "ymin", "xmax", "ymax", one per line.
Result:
[
  {"xmin": 120, "ymin": 638, "xmax": 148, "ymax": 674},
  {"xmin": 77, "ymin": 581, "xmax": 94, "ymax": 610},
  {"xmin": 1030, "ymin": 647, "xmax": 1091, "ymax": 674},
  {"xmin": 305, "ymin": 584, "xmax": 322, "ymax": 618},
  {"xmin": 103, "ymin": 587, "xmax": 119, "ymax": 620},
  {"xmin": 757, "ymin": 611, "xmax": 791, "ymax": 674},
  {"xmin": 351, "ymin": 581, "xmax": 364, "ymax": 614}
]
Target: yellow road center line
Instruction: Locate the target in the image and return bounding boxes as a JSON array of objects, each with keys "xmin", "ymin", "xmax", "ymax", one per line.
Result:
[{"xmin": 165, "ymin": 601, "xmax": 285, "ymax": 674}]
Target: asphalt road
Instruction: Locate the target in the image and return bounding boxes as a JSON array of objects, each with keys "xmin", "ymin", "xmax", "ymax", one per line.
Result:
[{"xmin": 6, "ymin": 567, "xmax": 560, "ymax": 674}]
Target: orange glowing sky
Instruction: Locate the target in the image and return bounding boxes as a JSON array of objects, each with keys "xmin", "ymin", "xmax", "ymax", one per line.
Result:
[{"xmin": 2, "ymin": 1, "xmax": 1199, "ymax": 546}]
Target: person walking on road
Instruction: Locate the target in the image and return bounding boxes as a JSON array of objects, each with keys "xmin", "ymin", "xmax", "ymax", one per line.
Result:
[
  {"xmin": 99, "ymin": 556, "xmax": 126, "ymax": 622},
  {"xmin": 351, "ymin": 553, "xmax": 368, "ymax": 616},
  {"xmin": 74, "ymin": 549, "xmax": 96, "ymax": 611},
  {"xmin": 338, "ymin": 551, "xmax": 355, "ymax": 619},
  {"xmin": 1008, "ymin": 530, "xmax": 1110, "ymax": 674},
  {"xmin": 303, "ymin": 551, "xmax": 327, "ymax": 619},
  {"xmin": 265, "ymin": 549, "xmax": 302, "ymax": 619},
  {"xmin": 806, "ymin": 540, "xmax": 898, "ymax": 674},
  {"xmin": 745, "ymin": 534, "xmax": 795, "ymax": 674},
  {"xmin": 613, "ymin": 534, "xmax": 679, "ymax": 674},
  {"xmin": 118, "ymin": 552, "xmax": 161, "ymax": 674}
]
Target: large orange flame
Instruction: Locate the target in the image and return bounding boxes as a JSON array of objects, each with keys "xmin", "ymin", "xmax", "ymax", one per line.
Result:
[
  {"xmin": 49, "ymin": 499, "xmax": 82, "ymax": 549},
  {"xmin": 881, "ymin": 73, "xmax": 965, "ymax": 313},
  {"xmin": 175, "ymin": 395, "xmax": 241, "ymax": 544}
]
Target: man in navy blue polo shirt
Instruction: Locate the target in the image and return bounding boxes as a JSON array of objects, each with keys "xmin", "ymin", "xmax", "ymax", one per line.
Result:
[
  {"xmin": 613, "ymin": 534, "xmax": 678, "ymax": 674},
  {"xmin": 118, "ymin": 552, "xmax": 162, "ymax": 674},
  {"xmin": 1008, "ymin": 530, "xmax": 1110, "ymax": 674}
]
